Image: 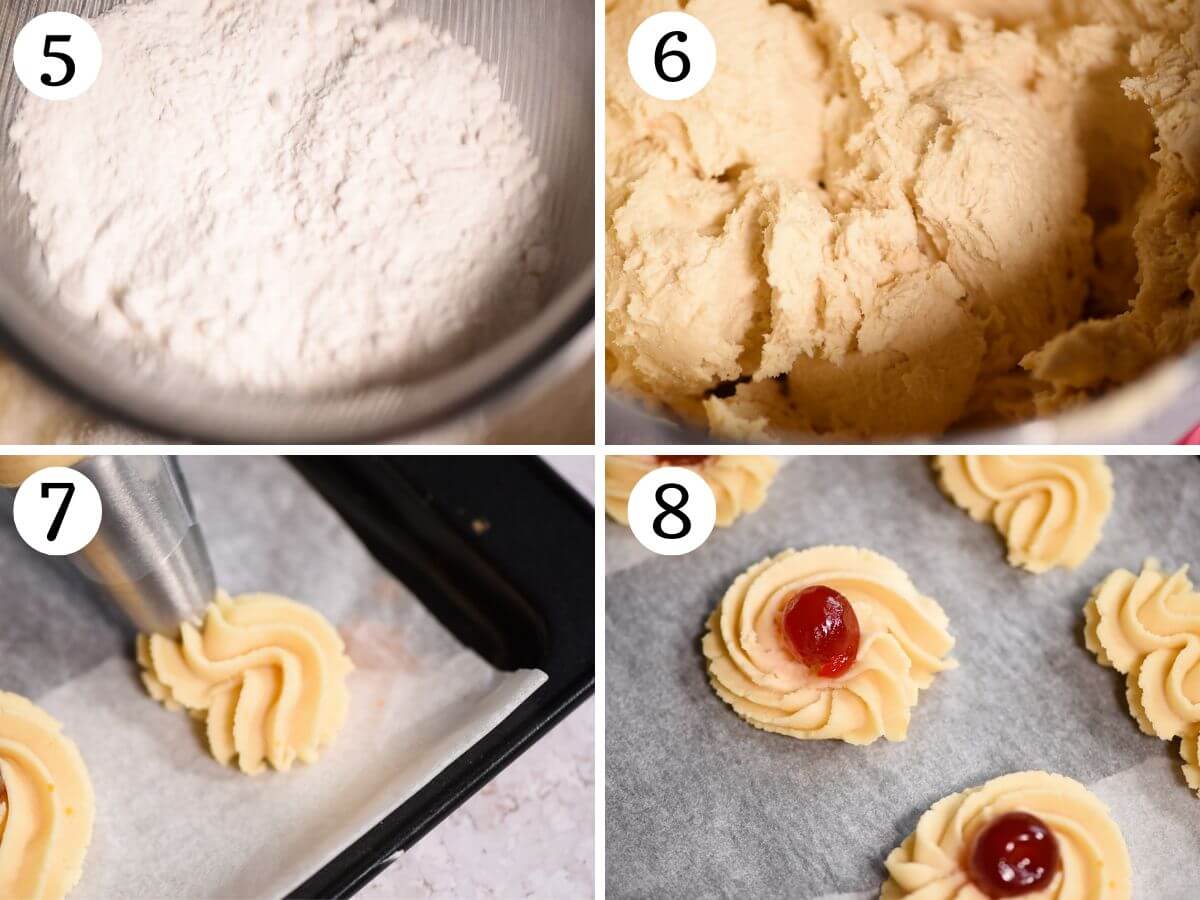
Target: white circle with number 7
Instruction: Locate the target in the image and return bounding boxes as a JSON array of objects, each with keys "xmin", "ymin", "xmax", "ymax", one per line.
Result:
[
  {"xmin": 626, "ymin": 12, "xmax": 716, "ymax": 102},
  {"xmin": 13, "ymin": 12, "xmax": 103, "ymax": 102},
  {"xmin": 626, "ymin": 466, "xmax": 716, "ymax": 556},
  {"xmin": 12, "ymin": 467, "xmax": 102, "ymax": 556}
]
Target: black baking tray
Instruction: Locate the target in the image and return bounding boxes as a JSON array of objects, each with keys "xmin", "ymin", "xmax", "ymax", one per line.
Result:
[{"xmin": 286, "ymin": 456, "xmax": 595, "ymax": 899}]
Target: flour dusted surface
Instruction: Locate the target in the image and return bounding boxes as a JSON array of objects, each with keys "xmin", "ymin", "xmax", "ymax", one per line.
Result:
[{"xmin": 9, "ymin": 0, "xmax": 551, "ymax": 394}]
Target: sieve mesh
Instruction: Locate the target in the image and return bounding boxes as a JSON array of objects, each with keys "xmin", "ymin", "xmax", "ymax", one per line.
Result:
[{"xmin": 0, "ymin": 0, "xmax": 594, "ymax": 441}]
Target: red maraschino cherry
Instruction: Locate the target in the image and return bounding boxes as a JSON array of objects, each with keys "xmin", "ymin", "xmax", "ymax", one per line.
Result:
[
  {"xmin": 967, "ymin": 812, "xmax": 1061, "ymax": 897},
  {"xmin": 778, "ymin": 585, "xmax": 860, "ymax": 677},
  {"xmin": 655, "ymin": 455, "xmax": 710, "ymax": 466}
]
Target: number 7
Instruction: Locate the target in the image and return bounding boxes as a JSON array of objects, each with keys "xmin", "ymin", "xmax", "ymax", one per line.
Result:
[{"xmin": 41, "ymin": 482, "xmax": 75, "ymax": 541}]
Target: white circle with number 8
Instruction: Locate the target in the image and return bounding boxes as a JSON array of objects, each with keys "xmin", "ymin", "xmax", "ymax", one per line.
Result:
[
  {"xmin": 13, "ymin": 12, "xmax": 103, "ymax": 102},
  {"xmin": 626, "ymin": 12, "xmax": 716, "ymax": 102},
  {"xmin": 626, "ymin": 466, "xmax": 716, "ymax": 556},
  {"xmin": 12, "ymin": 466, "xmax": 102, "ymax": 556}
]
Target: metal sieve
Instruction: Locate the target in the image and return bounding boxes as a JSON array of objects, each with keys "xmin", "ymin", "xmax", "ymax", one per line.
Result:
[{"xmin": 0, "ymin": 0, "xmax": 594, "ymax": 443}]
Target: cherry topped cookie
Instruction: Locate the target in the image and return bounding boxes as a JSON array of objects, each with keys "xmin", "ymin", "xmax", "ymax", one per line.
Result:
[
  {"xmin": 882, "ymin": 771, "xmax": 1130, "ymax": 899},
  {"xmin": 0, "ymin": 692, "xmax": 94, "ymax": 900},
  {"xmin": 702, "ymin": 546, "xmax": 955, "ymax": 745},
  {"xmin": 605, "ymin": 455, "xmax": 778, "ymax": 527}
]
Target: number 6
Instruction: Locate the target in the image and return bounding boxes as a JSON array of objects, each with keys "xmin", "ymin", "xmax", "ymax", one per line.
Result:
[{"xmin": 654, "ymin": 31, "xmax": 690, "ymax": 84}]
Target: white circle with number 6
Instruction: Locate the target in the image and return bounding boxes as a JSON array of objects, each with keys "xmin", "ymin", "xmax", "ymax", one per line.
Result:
[
  {"xmin": 13, "ymin": 12, "xmax": 103, "ymax": 102},
  {"xmin": 12, "ymin": 466, "xmax": 102, "ymax": 556},
  {"xmin": 626, "ymin": 12, "xmax": 716, "ymax": 102},
  {"xmin": 626, "ymin": 466, "xmax": 716, "ymax": 556}
]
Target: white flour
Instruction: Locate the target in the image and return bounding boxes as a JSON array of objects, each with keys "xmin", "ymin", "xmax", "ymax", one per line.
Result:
[{"xmin": 9, "ymin": 0, "xmax": 552, "ymax": 394}]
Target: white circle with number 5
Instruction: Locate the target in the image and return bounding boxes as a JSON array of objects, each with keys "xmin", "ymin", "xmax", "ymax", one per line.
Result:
[
  {"xmin": 626, "ymin": 466, "xmax": 716, "ymax": 556},
  {"xmin": 13, "ymin": 467, "xmax": 102, "ymax": 556},
  {"xmin": 13, "ymin": 12, "xmax": 103, "ymax": 102},
  {"xmin": 626, "ymin": 12, "xmax": 716, "ymax": 102}
]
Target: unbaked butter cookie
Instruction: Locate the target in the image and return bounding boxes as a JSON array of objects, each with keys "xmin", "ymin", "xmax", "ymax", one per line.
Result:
[
  {"xmin": 702, "ymin": 546, "xmax": 955, "ymax": 744},
  {"xmin": 605, "ymin": 455, "xmax": 778, "ymax": 527},
  {"xmin": 882, "ymin": 771, "xmax": 1130, "ymax": 898},
  {"xmin": 138, "ymin": 591, "xmax": 353, "ymax": 775},
  {"xmin": 933, "ymin": 455, "xmax": 1112, "ymax": 573},
  {"xmin": 0, "ymin": 692, "xmax": 94, "ymax": 900},
  {"xmin": 1084, "ymin": 559, "xmax": 1200, "ymax": 797}
]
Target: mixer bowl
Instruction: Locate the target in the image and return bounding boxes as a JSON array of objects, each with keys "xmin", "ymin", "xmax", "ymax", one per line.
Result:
[
  {"xmin": 0, "ymin": 0, "xmax": 594, "ymax": 442},
  {"xmin": 605, "ymin": 352, "xmax": 1200, "ymax": 445}
]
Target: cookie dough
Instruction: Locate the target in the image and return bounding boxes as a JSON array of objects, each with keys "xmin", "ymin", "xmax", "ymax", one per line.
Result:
[
  {"xmin": 605, "ymin": 455, "xmax": 778, "ymax": 526},
  {"xmin": 138, "ymin": 591, "xmax": 353, "ymax": 775},
  {"xmin": 934, "ymin": 455, "xmax": 1113, "ymax": 572},
  {"xmin": 1084, "ymin": 559, "xmax": 1200, "ymax": 794},
  {"xmin": 702, "ymin": 546, "xmax": 955, "ymax": 744},
  {"xmin": 1184, "ymin": 726, "xmax": 1200, "ymax": 795},
  {"xmin": 0, "ymin": 692, "xmax": 94, "ymax": 900},
  {"xmin": 0, "ymin": 456, "xmax": 85, "ymax": 488},
  {"xmin": 882, "ymin": 770, "xmax": 1131, "ymax": 899},
  {"xmin": 606, "ymin": 0, "xmax": 1200, "ymax": 439}
]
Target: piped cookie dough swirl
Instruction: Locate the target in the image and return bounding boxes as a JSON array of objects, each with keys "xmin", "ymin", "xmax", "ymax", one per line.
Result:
[
  {"xmin": 0, "ymin": 692, "xmax": 94, "ymax": 900},
  {"xmin": 1084, "ymin": 559, "xmax": 1200, "ymax": 795},
  {"xmin": 138, "ymin": 591, "xmax": 353, "ymax": 775},
  {"xmin": 0, "ymin": 456, "xmax": 85, "ymax": 488},
  {"xmin": 881, "ymin": 771, "xmax": 1131, "ymax": 899},
  {"xmin": 1183, "ymin": 727, "xmax": 1200, "ymax": 794},
  {"xmin": 605, "ymin": 455, "xmax": 779, "ymax": 526},
  {"xmin": 1084, "ymin": 560, "xmax": 1200, "ymax": 739},
  {"xmin": 933, "ymin": 455, "xmax": 1112, "ymax": 573},
  {"xmin": 702, "ymin": 546, "xmax": 955, "ymax": 745}
]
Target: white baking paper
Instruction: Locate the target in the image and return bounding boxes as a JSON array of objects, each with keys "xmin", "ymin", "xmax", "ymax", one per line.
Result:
[
  {"xmin": 605, "ymin": 455, "xmax": 1200, "ymax": 899},
  {"xmin": 0, "ymin": 456, "xmax": 548, "ymax": 898}
]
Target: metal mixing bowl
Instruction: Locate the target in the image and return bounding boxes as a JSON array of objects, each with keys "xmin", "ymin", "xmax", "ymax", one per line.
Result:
[
  {"xmin": 606, "ymin": 353, "xmax": 1200, "ymax": 445},
  {"xmin": 0, "ymin": 0, "xmax": 593, "ymax": 443}
]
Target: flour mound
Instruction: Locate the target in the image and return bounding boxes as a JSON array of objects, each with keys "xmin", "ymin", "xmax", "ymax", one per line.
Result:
[{"xmin": 10, "ymin": 0, "xmax": 552, "ymax": 394}]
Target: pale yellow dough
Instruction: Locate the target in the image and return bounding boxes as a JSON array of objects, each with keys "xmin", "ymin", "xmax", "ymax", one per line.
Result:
[
  {"xmin": 1184, "ymin": 726, "xmax": 1200, "ymax": 793},
  {"xmin": 604, "ymin": 455, "xmax": 778, "ymax": 526},
  {"xmin": 1084, "ymin": 559, "xmax": 1200, "ymax": 796},
  {"xmin": 881, "ymin": 770, "xmax": 1131, "ymax": 899},
  {"xmin": 606, "ymin": 0, "xmax": 1200, "ymax": 438},
  {"xmin": 934, "ymin": 455, "xmax": 1113, "ymax": 572},
  {"xmin": 138, "ymin": 591, "xmax": 353, "ymax": 775},
  {"xmin": 702, "ymin": 546, "xmax": 955, "ymax": 745},
  {"xmin": 0, "ymin": 692, "xmax": 94, "ymax": 900},
  {"xmin": 0, "ymin": 456, "xmax": 85, "ymax": 488}
]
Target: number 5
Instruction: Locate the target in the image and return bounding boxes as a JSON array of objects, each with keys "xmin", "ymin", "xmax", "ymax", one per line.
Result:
[
  {"xmin": 41, "ymin": 482, "xmax": 75, "ymax": 541},
  {"xmin": 41, "ymin": 35, "xmax": 75, "ymax": 88}
]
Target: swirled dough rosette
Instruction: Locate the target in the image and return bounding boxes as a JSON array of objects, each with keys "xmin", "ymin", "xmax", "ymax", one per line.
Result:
[
  {"xmin": 0, "ymin": 456, "xmax": 85, "ymax": 488},
  {"xmin": 605, "ymin": 455, "xmax": 778, "ymax": 526},
  {"xmin": 0, "ymin": 692, "xmax": 94, "ymax": 900},
  {"xmin": 1183, "ymin": 727, "xmax": 1200, "ymax": 793},
  {"xmin": 1084, "ymin": 559, "xmax": 1200, "ymax": 794},
  {"xmin": 702, "ymin": 546, "xmax": 955, "ymax": 744},
  {"xmin": 882, "ymin": 771, "xmax": 1131, "ymax": 899},
  {"xmin": 933, "ymin": 455, "xmax": 1112, "ymax": 573},
  {"xmin": 138, "ymin": 591, "xmax": 353, "ymax": 775}
]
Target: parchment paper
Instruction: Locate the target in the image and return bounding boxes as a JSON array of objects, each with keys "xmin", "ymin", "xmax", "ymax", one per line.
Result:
[
  {"xmin": 0, "ymin": 456, "xmax": 548, "ymax": 899},
  {"xmin": 605, "ymin": 456, "xmax": 1200, "ymax": 899}
]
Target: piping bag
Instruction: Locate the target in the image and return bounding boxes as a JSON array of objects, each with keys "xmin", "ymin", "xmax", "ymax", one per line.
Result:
[{"xmin": 69, "ymin": 456, "xmax": 215, "ymax": 635}]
